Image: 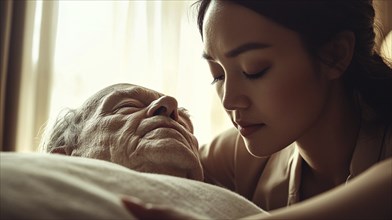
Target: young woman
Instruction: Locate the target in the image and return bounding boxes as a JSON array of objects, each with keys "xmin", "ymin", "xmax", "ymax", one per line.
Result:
[{"xmin": 122, "ymin": 0, "xmax": 392, "ymax": 219}]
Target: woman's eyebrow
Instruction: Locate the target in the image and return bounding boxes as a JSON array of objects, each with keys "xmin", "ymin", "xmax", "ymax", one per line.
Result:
[
  {"xmin": 202, "ymin": 42, "xmax": 271, "ymax": 61},
  {"xmin": 225, "ymin": 42, "xmax": 271, "ymax": 58}
]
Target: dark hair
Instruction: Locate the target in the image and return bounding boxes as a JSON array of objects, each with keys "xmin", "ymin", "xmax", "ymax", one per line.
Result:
[{"xmin": 195, "ymin": 0, "xmax": 392, "ymax": 123}]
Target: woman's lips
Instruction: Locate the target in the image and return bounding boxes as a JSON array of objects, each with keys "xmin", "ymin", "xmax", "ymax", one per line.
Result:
[{"xmin": 237, "ymin": 124, "xmax": 265, "ymax": 137}]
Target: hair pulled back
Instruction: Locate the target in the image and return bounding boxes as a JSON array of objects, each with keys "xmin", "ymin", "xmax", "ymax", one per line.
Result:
[{"xmin": 196, "ymin": 0, "xmax": 392, "ymax": 123}]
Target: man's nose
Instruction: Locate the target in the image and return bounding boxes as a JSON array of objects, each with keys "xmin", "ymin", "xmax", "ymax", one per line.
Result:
[{"xmin": 147, "ymin": 96, "xmax": 179, "ymax": 121}]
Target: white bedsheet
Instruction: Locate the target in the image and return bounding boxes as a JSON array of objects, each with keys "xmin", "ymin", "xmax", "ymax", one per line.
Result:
[{"xmin": 0, "ymin": 152, "xmax": 266, "ymax": 219}]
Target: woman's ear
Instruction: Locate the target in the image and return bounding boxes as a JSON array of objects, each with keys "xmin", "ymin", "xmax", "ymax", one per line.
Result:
[
  {"xmin": 49, "ymin": 146, "xmax": 73, "ymax": 155},
  {"xmin": 319, "ymin": 31, "xmax": 355, "ymax": 79}
]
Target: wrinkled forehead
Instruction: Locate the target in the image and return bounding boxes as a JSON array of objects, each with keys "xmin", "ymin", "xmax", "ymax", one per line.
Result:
[
  {"xmin": 95, "ymin": 83, "xmax": 163, "ymax": 104},
  {"xmin": 87, "ymin": 83, "xmax": 193, "ymax": 128},
  {"xmin": 104, "ymin": 84, "xmax": 163, "ymax": 103},
  {"xmin": 80, "ymin": 83, "xmax": 161, "ymax": 115}
]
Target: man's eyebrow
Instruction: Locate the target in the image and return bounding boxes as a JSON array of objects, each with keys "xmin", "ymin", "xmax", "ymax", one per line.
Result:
[
  {"xmin": 178, "ymin": 107, "xmax": 190, "ymax": 118},
  {"xmin": 101, "ymin": 87, "xmax": 158, "ymax": 111},
  {"xmin": 115, "ymin": 88, "xmax": 157, "ymax": 103},
  {"xmin": 202, "ymin": 42, "xmax": 270, "ymax": 61}
]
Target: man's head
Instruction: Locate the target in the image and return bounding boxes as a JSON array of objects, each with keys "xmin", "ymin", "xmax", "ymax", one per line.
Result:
[{"xmin": 41, "ymin": 83, "xmax": 203, "ymax": 180}]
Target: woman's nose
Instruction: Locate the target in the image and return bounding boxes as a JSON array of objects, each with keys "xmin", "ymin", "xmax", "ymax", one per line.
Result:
[
  {"xmin": 221, "ymin": 78, "xmax": 250, "ymax": 111},
  {"xmin": 147, "ymin": 96, "xmax": 179, "ymax": 121}
]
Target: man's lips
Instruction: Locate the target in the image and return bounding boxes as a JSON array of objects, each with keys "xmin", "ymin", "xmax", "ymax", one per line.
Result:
[
  {"xmin": 138, "ymin": 117, "xmax": 196, "ymax": 149},
  {"xmin": 144, "ymin": 127, "xmax": 185, "ymax": 141},
  {"xmin": 236, "ymin": 123, "xmax": 265, "ymax": 137}
]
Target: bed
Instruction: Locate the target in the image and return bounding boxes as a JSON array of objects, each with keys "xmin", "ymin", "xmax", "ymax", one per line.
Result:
[{"xmin": 0, "ymin": 152, "xmax": 266, "ymax": 219}]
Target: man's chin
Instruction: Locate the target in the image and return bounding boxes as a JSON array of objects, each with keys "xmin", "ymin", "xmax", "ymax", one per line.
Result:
[{"xmin": 129, "ymin": 137, "xmax": 203, "ymax": 180}]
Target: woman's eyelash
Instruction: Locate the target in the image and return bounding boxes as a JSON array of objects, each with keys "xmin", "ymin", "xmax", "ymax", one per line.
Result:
[
  {"xmin": 243, "ymin": 67, "xmax": 270, "ymax": 79},
  {"xmin": 211, "ymin": 75, "xmax": 225, "ymax": 85},
  {"xmin": 210, "ymin": 67, "xmax": 270, "ymax": 85}
]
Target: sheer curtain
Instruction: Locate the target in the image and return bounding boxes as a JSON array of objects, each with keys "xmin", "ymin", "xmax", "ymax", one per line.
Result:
[
  {"xmin": 1, "ymin": 0, "xmax": 59, "ymax": 151},
  {"xmin": 36, "ymin": 1, "xmax": 232, "ymax": 151}
]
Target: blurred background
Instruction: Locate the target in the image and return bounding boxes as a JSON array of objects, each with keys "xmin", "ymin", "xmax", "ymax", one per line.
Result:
[{"xmin": 1, "ymin": 0, "xmax": 391, "ymax": 152}]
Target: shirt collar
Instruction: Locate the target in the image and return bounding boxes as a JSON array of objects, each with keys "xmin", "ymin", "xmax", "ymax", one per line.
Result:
[
  {"xmin": 348, "ymin": 120, "xmax": 386, "ymax": 180},
  {"xmin": 287, "ymin": 145, "xmax": 301, "ymax": 205}
]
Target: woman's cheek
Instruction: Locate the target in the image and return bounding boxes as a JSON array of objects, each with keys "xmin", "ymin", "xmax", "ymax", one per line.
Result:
[{"xmin": 266, "ymin": 79, "xmax": 299, "ymax": 113}]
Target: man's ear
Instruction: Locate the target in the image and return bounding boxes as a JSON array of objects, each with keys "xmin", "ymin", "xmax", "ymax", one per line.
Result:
[
  {"xmin": 49, "ymin": 146, "xmax": 73, "ymax": 155},
  {"xmin": 319, "ymin": 31, "xmax": 355, "ymax": 79}
]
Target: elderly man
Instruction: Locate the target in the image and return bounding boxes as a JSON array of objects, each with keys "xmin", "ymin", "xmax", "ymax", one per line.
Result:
[{"xmin": 40, "ymin": 83, "xmax": 203, "ymax": 181}]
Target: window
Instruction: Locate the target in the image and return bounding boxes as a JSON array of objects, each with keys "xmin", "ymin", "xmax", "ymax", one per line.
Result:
[{"xmin": 40, "ymin": 1, "xmax": 231, "ymax": 151}]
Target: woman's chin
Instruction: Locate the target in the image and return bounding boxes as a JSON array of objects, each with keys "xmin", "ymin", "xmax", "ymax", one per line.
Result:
[{"xmin": 244, "ymin": 142, "xmax": 283, "ymax": 158}]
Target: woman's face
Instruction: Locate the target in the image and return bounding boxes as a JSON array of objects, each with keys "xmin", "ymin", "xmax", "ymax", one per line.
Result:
[{"xmin": 202, "ymin": 1, "xmax": 332, "ymax": 157}]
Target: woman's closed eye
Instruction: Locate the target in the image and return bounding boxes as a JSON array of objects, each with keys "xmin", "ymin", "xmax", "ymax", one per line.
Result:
[
  {"xmin": 209, "ymin": 63, "xmax": 225, "ymax": 85},
  {"xmin": 242, "ymin": 67, "xmax": 270, "ymax": 79},
  {"xmin": 211, "ymin": 66, "xmax": 270, "ymax": 85},
  {"xmin": 211, "ymin": 75, "xmax": 225, "ymax": 85}
]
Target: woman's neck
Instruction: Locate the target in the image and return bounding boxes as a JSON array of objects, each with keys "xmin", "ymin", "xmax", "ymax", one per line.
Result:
[{"xmin": 296, "ymin": 85, "xmax": 361, "ymax": 187}]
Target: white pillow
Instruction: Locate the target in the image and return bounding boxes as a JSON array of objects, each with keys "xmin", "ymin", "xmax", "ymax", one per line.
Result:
[{"xmin": 0, "ymin": 152, "xmax": 266, "ymax": 219}]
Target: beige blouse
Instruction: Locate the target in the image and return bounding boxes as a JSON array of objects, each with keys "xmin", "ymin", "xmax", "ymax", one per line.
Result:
[{"xmin": 199, "ymin": 121, "xmax": 391, "ymax": 211}]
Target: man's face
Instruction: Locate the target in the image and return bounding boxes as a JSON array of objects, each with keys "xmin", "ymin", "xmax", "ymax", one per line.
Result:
[{"xmin": 73, "ymin": 84, "xmax": 203, "ymax": 181}]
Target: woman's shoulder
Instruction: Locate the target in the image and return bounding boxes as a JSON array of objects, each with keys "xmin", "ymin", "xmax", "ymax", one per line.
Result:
[
  {"xmin": 199, "ymin": 128, "xmax": 270, "ymax": 191},
  {"xmin": 199, "ymin": 128, "xmax": 296, "ymax": 195},
  {"xmin": 199, "ymin": 128, "xmax": 267, "ymax": 165},
  {"xmin": 199, "ymin": 128, "xmax": 241, "ymax": 188}
]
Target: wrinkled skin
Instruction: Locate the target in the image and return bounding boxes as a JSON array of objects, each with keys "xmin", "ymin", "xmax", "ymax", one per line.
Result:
[{"xmin": 62, "ymin": 83, "xmax": 203, "ymax": 181}]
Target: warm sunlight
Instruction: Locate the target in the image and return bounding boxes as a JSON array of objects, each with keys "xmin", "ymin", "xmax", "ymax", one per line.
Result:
[{"xmin": 47, "ymin": 1, "xmax": 231, "ymax": 148}]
